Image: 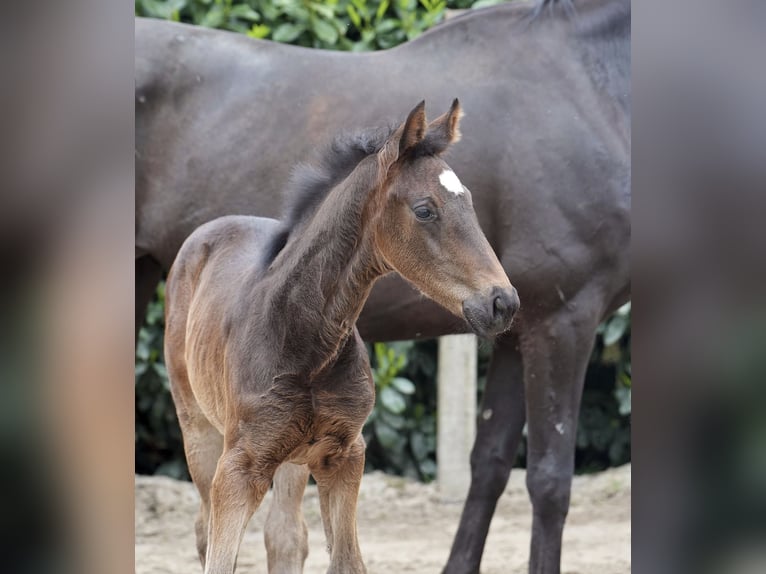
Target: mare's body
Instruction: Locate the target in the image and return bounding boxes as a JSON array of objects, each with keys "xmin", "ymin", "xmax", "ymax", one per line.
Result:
[{"xmin": 137, "ymin": 2, "xmax": 630, "ymax": 572}]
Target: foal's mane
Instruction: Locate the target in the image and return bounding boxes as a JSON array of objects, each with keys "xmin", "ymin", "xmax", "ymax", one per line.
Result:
[{"xmin": 261, "ymin": 126, "xmax": 395, "ymax": 268}]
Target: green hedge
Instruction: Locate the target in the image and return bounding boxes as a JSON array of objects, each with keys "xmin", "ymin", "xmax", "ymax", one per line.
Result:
[
  {"xmin": 135, "ymin": 0, "xmax": 631, "ymax": 481},
  {"xmin": 135, "ymin": 0, "xmax": 504, "ymax": 51}
]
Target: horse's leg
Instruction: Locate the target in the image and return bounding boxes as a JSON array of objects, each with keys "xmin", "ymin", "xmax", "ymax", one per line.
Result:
[
  {"xmin": 176, "ymin": 410, "xmax": 223, "ymax": 570},
  {"xmin": 317, "ymin": 474, "xmax": 333, "ymax": 553},
  {"xmin": 521, "ymin": 301, "xmax": 602, "ymax": 574},
  {"xmin": 310, "ymin": 434, "xmax": 367, "ymax": 574},
  {"xmin": 443, "ymin": 334, "xmax": 526, "ymax": 574},
  {"xmin": 166, "ymin": 334, "xmax": 224, "ymax": 569},
  {"xmin": 264, "ymin": 462, "xmax": 311, "ymax": 574},
  {"xmin": 205, "ymin": 445, "xmax": 274, "ymax": 574},
  {"xmin": 135, "ymin": 254, "xmax": 162, "ymax": 342}
]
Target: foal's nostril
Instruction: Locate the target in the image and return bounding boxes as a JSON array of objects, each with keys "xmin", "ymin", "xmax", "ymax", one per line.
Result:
[
  {"xmin": 464, "ymin": 287, "xmax": 520, "ymax": 337},
  {"xmin": 493, "ymin": 295, "xmax": 508, "ymax": 317},
  {"xmin": 491, "ymin": 287, "xmax": 519, "ymax": 325}
]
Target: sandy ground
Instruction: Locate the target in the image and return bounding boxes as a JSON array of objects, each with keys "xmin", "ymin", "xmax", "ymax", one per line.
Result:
[{"xmin": 136, "ymin": 464, "xmax": 630, "ymax": 574}]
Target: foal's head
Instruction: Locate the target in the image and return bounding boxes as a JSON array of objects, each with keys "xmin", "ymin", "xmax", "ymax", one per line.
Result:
[{"xmin": 372, "ymin": 100, "xmax": 519, "ymax": 337}]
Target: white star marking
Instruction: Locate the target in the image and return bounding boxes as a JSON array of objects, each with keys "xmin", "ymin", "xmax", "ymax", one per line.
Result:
[{"xmin": 439, "ymin": 169, "xmax": 465, "ymax": 195}]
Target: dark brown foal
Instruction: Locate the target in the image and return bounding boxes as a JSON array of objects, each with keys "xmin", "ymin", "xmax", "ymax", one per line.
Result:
[{"xmin": 164, "ymin": 100, "xmax": 518, "ymax": 574}]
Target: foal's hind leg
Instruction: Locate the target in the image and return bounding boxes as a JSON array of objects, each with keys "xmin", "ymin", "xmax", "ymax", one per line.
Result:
[
  {"xmin": 264, "ymin": 463, "xmax": 311, "ymax": 574},
  {"xmin": 310, "ymin": 435, "xmax": 367, "ymax": 574},
  {"xmin": 166, "ymin": 349, "xmax": 223, "ymax": 568},
  {"xmin": 177, "ymin": 411, "xmax": 223, "ymax": 569}
]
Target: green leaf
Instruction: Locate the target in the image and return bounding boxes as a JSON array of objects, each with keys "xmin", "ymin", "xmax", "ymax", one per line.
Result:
[
  {"xmin": 376, "ymin": 0, "xmax": 390, "ymax": 21},
  {"xmin": 615, "ymin": 385, "xmax": 631, "ymax": 416},
  {"xmin": 146, "ymin": 299, "xmax": 164, "ymax": 324},
  {"xmin": 380, "ymin": 386, "xmax": 406, "ymax": 413},
  {"xmin": 281, "ymin": 3, "xmax": 311, "ymax": 21},
  {"xmin": 379, "ymin": 409, "xmax": 406, "ymax": 430},
  {"xmin": 410, "ymin": 431, "xmax": 429, "ymax": 461},
  {"xmin": 374, "ymin": 342, "xmax": 389, "ymax": 370},
  {"xmin": 616, "ymin": 301, "xmax": 631, "ymax": 316},
  {"xmin": 375, "ymin": 19, "xmax": 398, "ymax": 34},
  {"xmin": 229, "ymin": 5, "xmax": 260, "ymax": 21},
  {"xmin": 375, "ymin": 421, "xmax": 401, "ymax": 450},
  {"xmin": 603, "ymin": 313, "xmax": 629, "ymax": 346},
  {"xmin": 200, "ymin": 5, "xmax": 225, "ymax": 28},
  {"xmin": 391, "ymin": 377, "xmax": 415, "ymax": 395},
  {"xmin": 148, "ymin": 0, "xmax": 186, "ymax": 19},
  {"xmin": 600, "ymin": 341, "xmax": 623, "ymax": 364},
  {"xmin": 227, "ymin": 22, "xmax": 251, "ymax": 34},
  {"xmin": 247, "ymin": 24, "xmax": 271, "ymax": 39},
  {"xmin": 260, "ymin": 2, "xmax": 279, "ymax": 20},
  {"xmin": 153, "ymin": 362, "xmax": 168, "ymax": 381},
  {"xmin": 418, "ymin": 414, "xmax": 435, "ymax": 434},
  {"xmin": 311, "ymin": 2, "xmax": 336, "ymax": 20},
  {"xmin": 418, "ymin": 458, "xmax": 436, "ymax": 479},
  {"xmin": 351, "ymin": 41, "xmax": 372, "ymax": 52},
  {"xmin": 388, "ymin": 340, "xmax": 414, "ymax": 355},
  {"xmin": 361, "ymin": 28, "xmax": 376, "ymax": 43},
  {"xmin": 272, "ymin": 23, "xmax": 305, "ymax": 43},
  {"xmin": 136, "ymin": 338, "xmax": 150, "ymax": 362},
  {"xmin": 312, "ymin": 18, "xmax": 339, "ymax": 44},
  {"xmin": 472, "ymin": 0, "xmax": 506, "ymax": 9},
  {"xmin": 347, "ymin": 4, "xmax": 362, "ymax": 28}
]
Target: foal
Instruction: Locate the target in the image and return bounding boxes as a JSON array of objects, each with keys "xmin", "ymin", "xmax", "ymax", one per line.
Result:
[{"xmin": 164, "ymin": 100, "xmax": 519, "ymax": 574}]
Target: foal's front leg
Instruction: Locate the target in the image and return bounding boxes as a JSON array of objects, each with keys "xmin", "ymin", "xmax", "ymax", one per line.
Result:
[
  {"xmin": 310, "ymin": 434, "xmax": 367, "ymax": 574},
  {"xmin": 205, "ymin": 446, "xmax": 275, "ymax": 574}
]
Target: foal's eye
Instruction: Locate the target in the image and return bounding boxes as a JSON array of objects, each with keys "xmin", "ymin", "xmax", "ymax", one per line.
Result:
[{"xmin": 413, "ymin": 206, "xmax": 436, "ymax": 222}]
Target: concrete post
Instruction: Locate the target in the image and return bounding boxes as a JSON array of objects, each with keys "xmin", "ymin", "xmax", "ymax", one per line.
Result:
[{"xmin": 437, "ymin": 334, "xmax": 477, "ymax": 502}]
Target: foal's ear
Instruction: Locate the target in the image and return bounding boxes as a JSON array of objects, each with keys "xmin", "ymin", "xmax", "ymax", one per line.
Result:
[
  {"xmin": 377, "ymin": 101, "xmax": 428, "ymax": 171},
  {"xmin": 423, "ymin": 98, "xmax": 464, "ymax": 155},
  {"xmin": 398, "ymin": 100, "xmax": 428, "ymax": 155}
]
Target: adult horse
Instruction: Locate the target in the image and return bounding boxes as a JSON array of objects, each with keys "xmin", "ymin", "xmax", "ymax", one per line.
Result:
[{"xmin": 135, "ymin": 1, "xmax": 630, "ymax": 572}]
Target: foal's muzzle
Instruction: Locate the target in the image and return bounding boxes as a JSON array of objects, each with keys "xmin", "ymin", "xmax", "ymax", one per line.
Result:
[{"xmin": 462, "ymin": 286, "xmax": 519, "ymax": 338}]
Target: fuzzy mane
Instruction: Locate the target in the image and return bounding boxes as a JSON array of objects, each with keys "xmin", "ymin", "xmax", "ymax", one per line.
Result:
[{"xmin": 260, "ymin": 126, "xmax": 396, "ymax": 268}]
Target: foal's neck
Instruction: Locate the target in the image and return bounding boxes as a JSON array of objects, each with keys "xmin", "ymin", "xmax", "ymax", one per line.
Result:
[{"xmin": 263, "ymin": 156, "xmax": 387, "ymax": 376}]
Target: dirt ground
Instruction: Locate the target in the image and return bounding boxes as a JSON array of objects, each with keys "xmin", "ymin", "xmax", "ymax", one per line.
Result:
[{"xmin": 136, "ymin": 464, "xmax": 630, "ymax": 574}]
